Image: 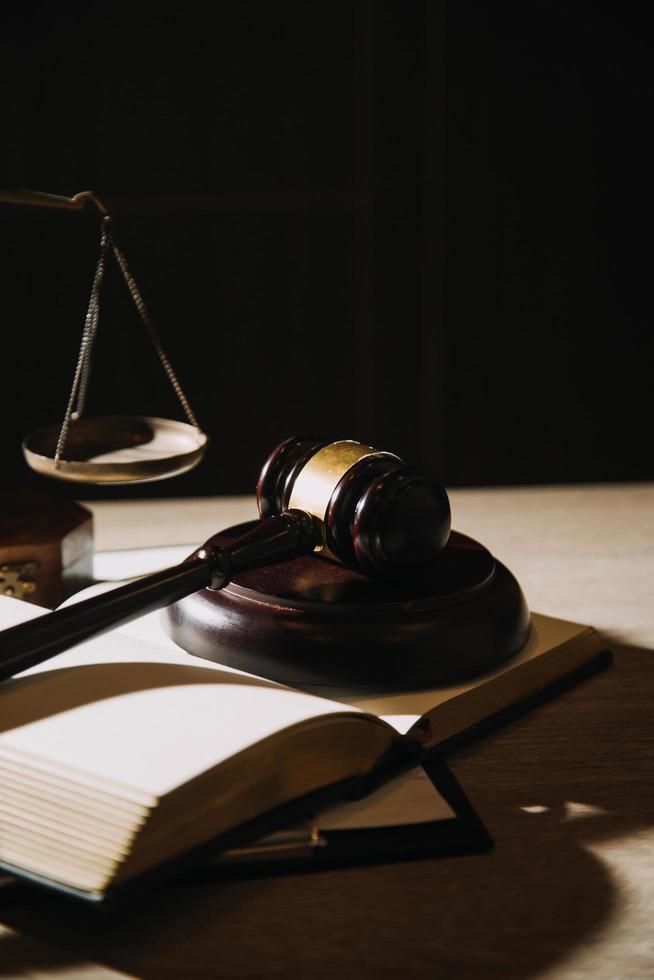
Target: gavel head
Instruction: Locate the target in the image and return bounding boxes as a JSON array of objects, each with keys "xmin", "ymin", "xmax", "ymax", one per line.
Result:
[{"xmin": 256, "ymin": 435, "xmax": 451, "ymax": 577}]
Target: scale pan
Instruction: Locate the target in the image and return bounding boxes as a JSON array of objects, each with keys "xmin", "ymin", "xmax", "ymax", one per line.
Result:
[{"xmin": 23, "ymin": 415, "xmax": 209, "ymax": 485}]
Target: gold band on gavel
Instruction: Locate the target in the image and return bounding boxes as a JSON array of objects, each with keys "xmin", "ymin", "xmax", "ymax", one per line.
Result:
[{"xmin": 288, "ymin": 441, "xmax": 379, "ymax": 537}]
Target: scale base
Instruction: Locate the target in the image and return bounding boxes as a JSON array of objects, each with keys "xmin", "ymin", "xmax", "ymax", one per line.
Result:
[{"xmin": 164, "ymin": 522, "xmax": 531, "ymax": 691}]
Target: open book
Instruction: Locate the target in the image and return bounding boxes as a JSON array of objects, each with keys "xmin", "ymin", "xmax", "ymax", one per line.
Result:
[{"xmin": 0, "ymin": 595, "xmax": 608, "ymax": 899}]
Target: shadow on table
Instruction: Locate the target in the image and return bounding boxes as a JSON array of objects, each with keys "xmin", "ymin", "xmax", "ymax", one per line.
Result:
[
  {"xmin": 0, "ymin": 642, "xmax": 652, "ymax": 980},
  {"xmin": 0, "ymin": 925, "xmax": 104, "ymax": 979}
]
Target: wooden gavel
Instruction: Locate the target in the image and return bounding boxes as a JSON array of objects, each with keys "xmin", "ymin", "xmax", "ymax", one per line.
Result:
[{"xmin": 0, "ymin": 437, "xmax": 451, "ymax": 682}]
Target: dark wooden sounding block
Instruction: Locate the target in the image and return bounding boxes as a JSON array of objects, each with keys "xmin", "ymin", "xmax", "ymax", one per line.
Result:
[{"xmin": 164, "ymin": 522, "xmax": 531, "ymax": 691}]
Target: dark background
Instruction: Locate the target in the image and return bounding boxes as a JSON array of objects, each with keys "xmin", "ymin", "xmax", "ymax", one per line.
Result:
[{"xmin": 1, "ymin": 1, "xmax": 651, "ymax": 498}]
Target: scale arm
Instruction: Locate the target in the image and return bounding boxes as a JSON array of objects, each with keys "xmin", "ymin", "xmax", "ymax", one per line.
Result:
[{"xmin": 0, "ymin": 189, "xmax": 109, "ymax": 215}]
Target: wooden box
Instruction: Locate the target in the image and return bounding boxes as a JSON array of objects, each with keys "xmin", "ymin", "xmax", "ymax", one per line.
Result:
[{"xmin": 0, "ymin": 492, "xmax": 93, "ymax": 609}]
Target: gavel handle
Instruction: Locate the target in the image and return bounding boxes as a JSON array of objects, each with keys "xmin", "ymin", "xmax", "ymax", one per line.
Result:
[{"xmin": 0, "ymin": 510, "xmax": 319, "ymax": 684}]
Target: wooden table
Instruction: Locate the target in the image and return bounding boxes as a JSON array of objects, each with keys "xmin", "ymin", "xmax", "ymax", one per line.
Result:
[{"xmin": 1, "ymin": 484, "xmax": 652, "ymax": 979}]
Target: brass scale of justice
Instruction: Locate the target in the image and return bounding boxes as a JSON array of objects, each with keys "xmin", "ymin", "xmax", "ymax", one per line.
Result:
[{"xmin": 0, "ymin": 190, "xmax": 530, "ymax": 690}]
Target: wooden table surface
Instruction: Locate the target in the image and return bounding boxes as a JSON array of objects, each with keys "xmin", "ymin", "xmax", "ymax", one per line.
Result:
[{"xmin": 1, "ymin": 483, "xmax": 652, "ymax": 980}]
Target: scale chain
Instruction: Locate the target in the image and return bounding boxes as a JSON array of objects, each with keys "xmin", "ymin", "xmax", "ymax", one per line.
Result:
[
  {"xmin": 54, "ymin": 226, "xmax": 109, "ymax": 464},
  {"xmin": 55, "ymin": 215, "xmax": 201, "ymax": 466},
  {"xmin": 74, "ymin": 250, "xmax": 103, "ymax": 420},
  {"xmin": 110, "ymin": 236, "xmax": 200, "ymax": 430}
]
